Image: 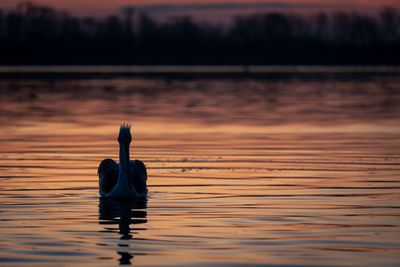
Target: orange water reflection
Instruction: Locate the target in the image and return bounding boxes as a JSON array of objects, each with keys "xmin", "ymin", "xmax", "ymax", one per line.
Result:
[{"xmin": 0, "ymin": 73, "xmax": 399, "ymax": 266}]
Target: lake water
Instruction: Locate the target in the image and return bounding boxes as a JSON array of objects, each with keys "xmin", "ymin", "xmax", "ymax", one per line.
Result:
[{"xmin": 0, "ymin": 69, "xmax": 399, "ymax": 266}]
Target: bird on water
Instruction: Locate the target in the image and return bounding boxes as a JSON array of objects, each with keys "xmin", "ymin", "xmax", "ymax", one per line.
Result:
[{"xmin": 98, "ymin": 123, "xmax": 147, "ymax": 198}]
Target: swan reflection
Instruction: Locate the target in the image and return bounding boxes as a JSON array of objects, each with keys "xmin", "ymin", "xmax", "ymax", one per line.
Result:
[{"xmin": 99, "ymin": 198, "xmax": 147, "ymax": 265}]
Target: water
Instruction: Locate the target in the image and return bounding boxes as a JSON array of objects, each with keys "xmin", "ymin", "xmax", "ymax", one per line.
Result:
[{"xmin": 0, "ymin": 70, "xmax": 399, "ymax": 266}]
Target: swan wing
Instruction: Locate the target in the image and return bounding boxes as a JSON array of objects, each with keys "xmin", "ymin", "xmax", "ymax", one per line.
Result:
[
  {"xmin": 98, "ymin": 159, "xmax": 119, "ymax": 194},
  {"xmin": 130, "ymin": 160, "xmax": 148, "ymax": 196}
]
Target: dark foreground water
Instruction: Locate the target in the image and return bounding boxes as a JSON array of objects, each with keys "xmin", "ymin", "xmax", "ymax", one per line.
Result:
[{"xmin": 0, "ymin": 69, "xmax": 399, "ymax": 266}]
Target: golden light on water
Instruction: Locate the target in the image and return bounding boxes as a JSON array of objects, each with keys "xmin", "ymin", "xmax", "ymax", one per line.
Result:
[{"xmin": 0, "ymin": 73, "xmax": 399, "ymax": 265}]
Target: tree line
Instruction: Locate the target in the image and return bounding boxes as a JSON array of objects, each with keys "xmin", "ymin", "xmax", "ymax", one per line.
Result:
[{"xmin": 0, "ymin": 2, "xmax": 399, "ymax": 65}]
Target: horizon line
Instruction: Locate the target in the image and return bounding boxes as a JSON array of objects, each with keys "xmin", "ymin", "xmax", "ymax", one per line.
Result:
[{"xmin": 1, "ymin": 65, "xmax": 400, "ymax": 74}]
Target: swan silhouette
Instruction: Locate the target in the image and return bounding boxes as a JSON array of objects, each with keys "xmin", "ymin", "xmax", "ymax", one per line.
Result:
[{"xmin": 98, "ymin": 124, "xmax": 147, "ymax": 198}]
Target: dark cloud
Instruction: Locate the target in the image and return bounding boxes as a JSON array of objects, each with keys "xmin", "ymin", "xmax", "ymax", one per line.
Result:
[
  {"xmin": 135, "ymin": 2, "xmax": 357, "ymax": 14},
  {"xmin": 127, "ymin": 2, "xmax": 364, "ymax": 23}
]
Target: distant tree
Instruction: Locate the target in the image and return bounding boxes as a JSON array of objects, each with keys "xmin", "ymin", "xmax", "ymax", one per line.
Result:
[
  {"xmin": 348, "ymin": 14, "xmax": 378, "ymax": 45},
  {"xmin": 263, "ymin": 13, "xmax": 292, "ymax": 42},
  {"xmin": 332, "ymin": 12, "xmax": 352, "ymax": 43},
  {"xmin": 121, "ymin": 6, "xmax": 135, "ymax": 35},
  {"xmin": 313, "ymin": 13, "xmax": 329, "ymax": 40},
  {"xmin": 379, "ymin": 6, "xmax": 400, "ymax": 40}
]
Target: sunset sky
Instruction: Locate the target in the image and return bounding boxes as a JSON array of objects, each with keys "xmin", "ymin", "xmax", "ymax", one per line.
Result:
[{"xmin": 1, "ymin": 0, "xmax": 400, "ymax": 21}]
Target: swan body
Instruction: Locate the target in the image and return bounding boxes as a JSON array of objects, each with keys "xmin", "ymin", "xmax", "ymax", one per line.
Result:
[{"xmin": 98, "ymin": 124, "xmax": 147, "ymax": 198}]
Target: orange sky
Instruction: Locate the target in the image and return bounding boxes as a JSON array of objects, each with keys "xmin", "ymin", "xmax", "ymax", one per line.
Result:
[
  {"xmin": 2, "ymin": 0, "xmax": 399, "ymax": 6},
  {"xmin": 2, "ymin": 0, "xmax": 397, "ymax": 7},
  {"xmin": 1, "ymin": 0, "xmax": 399, "ymax": 19}
]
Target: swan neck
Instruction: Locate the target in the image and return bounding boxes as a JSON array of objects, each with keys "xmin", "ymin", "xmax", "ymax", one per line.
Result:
[{"xmin": 118, "ymin": 142, "xmax": 130, "ymax": 183}]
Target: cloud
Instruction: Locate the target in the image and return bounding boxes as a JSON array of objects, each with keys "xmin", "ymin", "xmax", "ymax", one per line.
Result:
[
  {"xmin": 125, "ymin": 2, "xmax": 367, "ymax": 23},
  {"xmin": 134, "ymin": 2, "xmax": 357, "ymax": 14}
]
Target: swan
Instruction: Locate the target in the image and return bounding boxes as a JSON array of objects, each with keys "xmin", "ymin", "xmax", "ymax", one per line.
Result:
[{"xmin": 98, "ymin": 123, "xmax": 147, "ymax": 198}]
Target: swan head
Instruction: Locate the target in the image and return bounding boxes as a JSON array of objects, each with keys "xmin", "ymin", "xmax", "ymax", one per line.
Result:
[{"xmin": 118, "ymin": 123, "xmax": 132, "ymax": 144}]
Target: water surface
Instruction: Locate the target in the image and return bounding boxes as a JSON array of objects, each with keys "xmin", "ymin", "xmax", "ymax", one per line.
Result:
[{"xmin": 0, "ymin": 70, "xmax": 399, "ymax": 266}]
